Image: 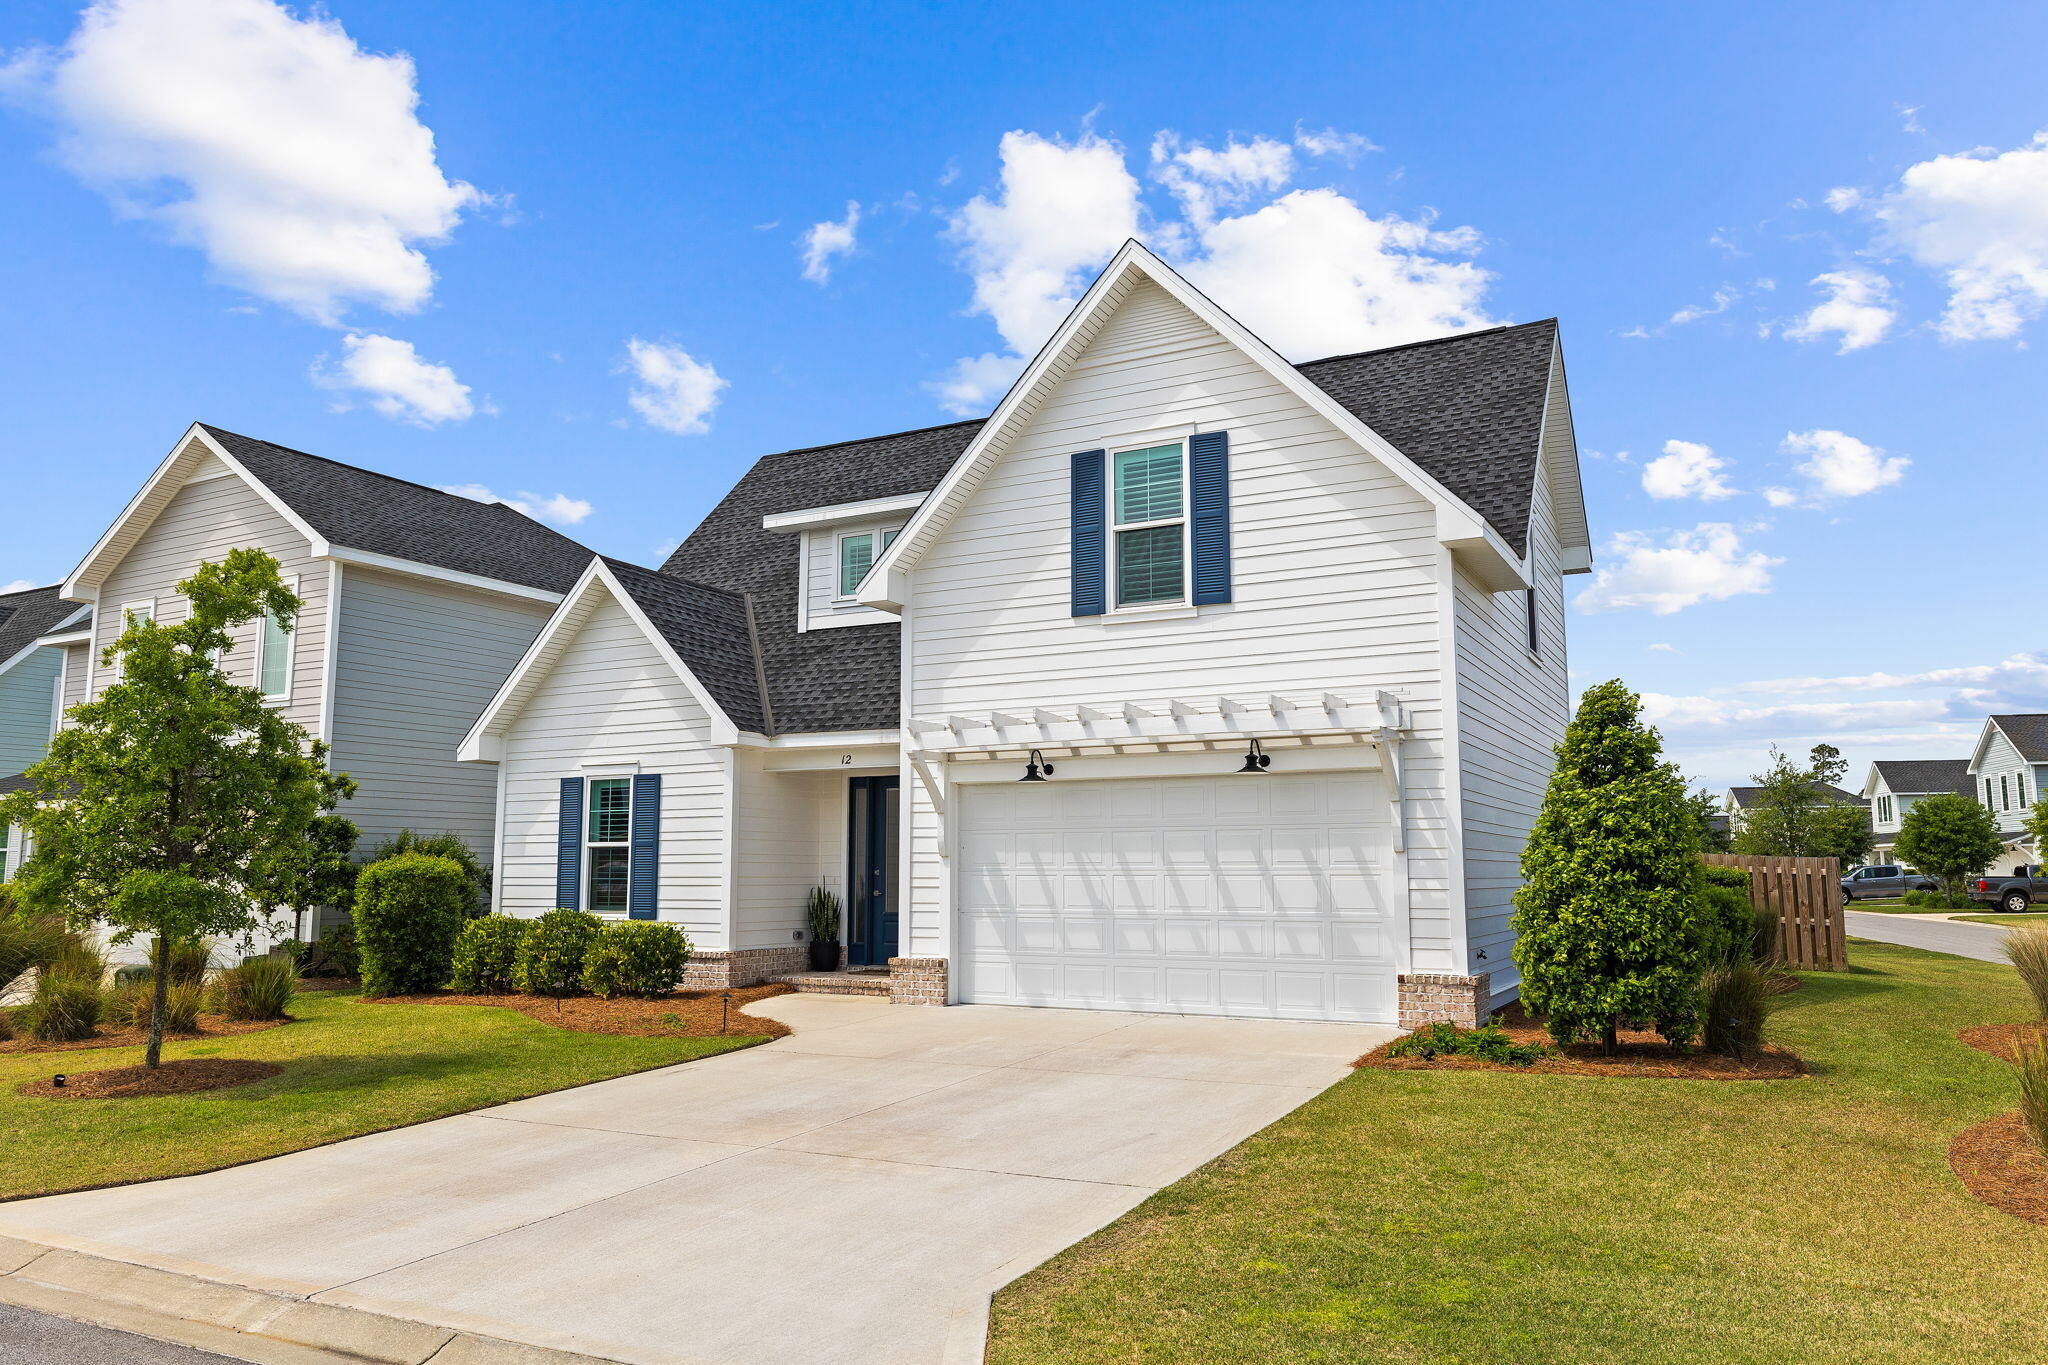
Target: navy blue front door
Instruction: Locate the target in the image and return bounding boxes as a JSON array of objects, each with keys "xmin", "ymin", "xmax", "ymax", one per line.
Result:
[{"xmin": 846, "ymin": 776, "xmax": 899, "ymax": 966}]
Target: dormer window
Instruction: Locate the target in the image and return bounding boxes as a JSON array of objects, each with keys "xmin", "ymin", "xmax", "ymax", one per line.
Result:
[
  {"xmin": 1112, "ymin": 441, "xmax": 1186, "ymax": 607},
  {"xmin": 837, "ymin": 527, "xmax": 900, "ymax": 599}
]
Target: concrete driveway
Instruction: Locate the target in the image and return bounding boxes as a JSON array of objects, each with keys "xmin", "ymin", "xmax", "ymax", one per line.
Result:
[
  {"xmin": 1846, "ymin": 909, "xmax": 2016, "ymax": 964},
  {"xmin": 0, "ymin": 995, "xmax": 1393, "ymax": 1365}
]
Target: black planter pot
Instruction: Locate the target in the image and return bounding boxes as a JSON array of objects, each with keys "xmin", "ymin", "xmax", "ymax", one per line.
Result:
[{"xmin": 807, "ymin": 940, "xmax": 842, "ymax": 973}]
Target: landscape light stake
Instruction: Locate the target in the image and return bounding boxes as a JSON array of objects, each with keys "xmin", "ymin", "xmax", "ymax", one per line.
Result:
[
  {"xmin": 720, "ymin": 991, "xmax": 732, "ymax": 1034},
  {"xmin": 52, "ymin": 1075, "xmax": 66, "ymax": 1089}
]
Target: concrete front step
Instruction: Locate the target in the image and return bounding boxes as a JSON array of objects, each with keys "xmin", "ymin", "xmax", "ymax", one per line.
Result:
[{"xmin": 769, "ymin": 970, "xmax": 892, "ymax": 997}]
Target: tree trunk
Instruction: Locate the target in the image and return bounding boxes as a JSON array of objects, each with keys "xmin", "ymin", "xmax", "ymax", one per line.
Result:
[
  {"xmin": 1602, "ymin": 1018, "xmax": 1619, "ymax": 1057},
  {"xmin": 144, "ymin": 935, "xmax": 170, "ymax": 1070}
]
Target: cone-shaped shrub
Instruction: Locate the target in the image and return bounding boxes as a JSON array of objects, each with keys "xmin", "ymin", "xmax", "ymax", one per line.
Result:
[{"xmin": 1512, "ymin": 680, "xmax": 1704, "ymax": 1051}]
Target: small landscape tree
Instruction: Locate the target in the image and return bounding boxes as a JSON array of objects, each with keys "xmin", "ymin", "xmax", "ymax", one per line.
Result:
[
  {"xmin": 1732, "ymin": 742, "xmax": 1870, "ymax": 863},
  {"xmin": 1893, "ymin": 793, "xmax": 2004, "ymax": 896},
  {"xmin": 2025, "ymin": 794, "xmax": 2048, "ymax": 872},
  {"xmin": 0, "ymin": 549, "xmax": 354, "ymax": 1068},
  {"xmin": 1686, "ymin": 788, "xmax": 1732, "ymax": 853},
  {"xmin": 1513, "ymin": 680, "xmax": 1703, "ymax": 1053}
]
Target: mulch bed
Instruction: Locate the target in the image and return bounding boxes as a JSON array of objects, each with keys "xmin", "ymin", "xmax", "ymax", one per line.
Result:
[
  {"xmin": 1958, "ymin": 1021, "xmax": 2048, "ymax": 1063},
  {"xmin": 17, "ymin": 1058, "xmax": 284, "ymax": 1100},
  {"xmin": 1950, "ymin": 1111, "xmax": 2048, "ymax": 1228},
  {"xmin": 0, "ymin": 1015, "xmax": 288, "ymax": 1056},
  {"xmin": 369, "ymin": 983, "xmax": 795, "ymax": 1039},
  {"xmin": 1354, "ymin": 1003, "xmax": 1805, "ymax": 1080}
]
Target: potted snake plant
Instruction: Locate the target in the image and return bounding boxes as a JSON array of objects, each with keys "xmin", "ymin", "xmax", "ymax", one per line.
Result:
[{"xmin": 805, "ymin": 886, "xmax": 843, "ymax": 972}]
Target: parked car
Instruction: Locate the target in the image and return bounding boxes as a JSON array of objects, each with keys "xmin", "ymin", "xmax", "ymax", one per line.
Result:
[
  {"xmin": 1966, "ymin": 866, "xmax": 2048, "ymax": 914},
  {"xmin": 1841, "ymin": 864, "xmax": 1937, "ymax": 902}
]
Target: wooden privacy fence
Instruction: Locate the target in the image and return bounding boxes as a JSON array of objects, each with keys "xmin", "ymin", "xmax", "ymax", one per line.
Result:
[{"xmin": 1704, "ymin": 853, "xmax": 1846, "ymax": 970}]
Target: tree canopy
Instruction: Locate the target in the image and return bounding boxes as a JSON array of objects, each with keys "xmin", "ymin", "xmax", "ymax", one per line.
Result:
[
  {"xmin": 1894, "ymin": 793, "xmax": 2005, "ymax": 894},
  {"xmin": 1732, "ymin": 743, "xmax": 1871, "ymax": 864}
]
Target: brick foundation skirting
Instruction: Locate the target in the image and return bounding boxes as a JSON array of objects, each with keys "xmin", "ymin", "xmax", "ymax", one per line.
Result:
[
  {"xmin": 682, "ymin": 945, "xmax": 809, "ymax": 990},
  {"xmin": 1397, "ymin": 972, "xmax": 1492, "ymax": 1030},
  {"xmin": 887, "ymin": 957, "xmax": 948, "ymax": 1007}
]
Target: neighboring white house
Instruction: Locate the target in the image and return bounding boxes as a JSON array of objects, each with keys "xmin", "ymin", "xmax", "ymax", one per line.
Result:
[
  {"xmin": 463, "ymin": 242, "xmax": 1591, "ymax": 1028},
  {"xmin": 20, "ymin": 424, "xmax": 597, "ymax": 950},
  {"xmin": 1966, "ymin": 715, "xmax": 2047, "ymax": 874},
  {"xmin": 1720, "ymin": 782, "xmax": 1866, "ymax": 836},
  {"xmin": 1861, "ymin": 759, "xmax": 1974, "ymax": 865}
]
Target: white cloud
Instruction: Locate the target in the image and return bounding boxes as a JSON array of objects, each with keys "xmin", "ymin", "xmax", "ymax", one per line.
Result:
[
  {"xmin": 1832, "ymin": 130, "xmax": 2048, "ymax": 341},
  {"xmin": 1292, "ymin": 125, "xmax": 1377, "ymax": 161},
  {"xmin": 1780, "ymin": 428, "xmax": 1908, "ymax": 500},
  {"xmin": 1735, "ymin": 653, "xmax": 2048, "ymax": 698},
  {"xmin": 1669, "ymin": 285, "xmax": 1738, "ymax": 325},
  {"xmin": 1898, "ymin": 104, "xmax": 1926, "ymax": 136},
  {"xmin": 312, "ymin": 333, "xmax": 475, "ymax": 425},
  {"xmin": 1761, "ymin": 486, "xmax": 1799, "ymax": 508},
  {"xmin": 1784, "ymin": 269, "xmax": 1896, "ymax": 351},
  {"xmin": 438, "ymin": 483, "xmax": 591, "ymax": 526},
  {"xmin": 1640, "ymin": 439, "xmax": 1738, "ymax": 501},
  {"xmin": 1648, "ymin": 642, "xmax": 1680, "ymax": 654},
  {"xmin": 799, "ymin": 200, "xmax": 860, "ymax": 284},
  {"xmin": 3, "ymin": 0, "xmax": 480, "ymax": 325},
  {"xmin": 933, "ymin": 126, "xmax": 1498, "ymax": 410},
  {"xmin": 1574, "ymin": 523, "xmax": 1780, "ymax": 616},
  {"xmin": 622, "ymin": 338, "xmax": 727, "ymax": 436},
  {"xmin": 0, "ymin": 579, "xmax": 40, "ymax": 595}
]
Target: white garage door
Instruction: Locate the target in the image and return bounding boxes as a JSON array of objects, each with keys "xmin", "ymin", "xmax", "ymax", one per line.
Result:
[{"xmin": 955, "ymin": 771, "xmax": 1398, "ymax": 1022}]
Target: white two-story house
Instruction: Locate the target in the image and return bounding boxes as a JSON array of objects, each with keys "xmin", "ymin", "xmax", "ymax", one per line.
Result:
[
  {"xmin": 461, "ymin": 242, "xmax": 1590, "ymax": 1027},
  {"xmin": 1861, "ymin": 759, "xmax": 1975, "ymax": 866},
  {"xmin": 1967, "ymin": 715, "xmax": 2047, "ymax": 873},
  {"xmin": 31, "ymin": 425, "xmax": 595, "ymax": 925}
]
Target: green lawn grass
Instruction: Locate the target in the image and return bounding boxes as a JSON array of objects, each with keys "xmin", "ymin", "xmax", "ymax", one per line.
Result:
[
  {"xmin": 1844, "ymin": 898, "xmax": 1960, "ymax": 913},
  {"xmin": 1955, "ymin": 913, "xmax": 2048, "ymax": 927},
  {"xmin": 989, "ymin": 943, "xmax": 2047, "ymax": 1365},
  {"xmin": 0, "ymin": 990, "xmax": 759, "ymax": 1200}
]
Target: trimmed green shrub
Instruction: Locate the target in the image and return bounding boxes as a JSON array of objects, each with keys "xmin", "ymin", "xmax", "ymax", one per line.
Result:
[
  {"xmin": 1385, "ymin": 1021, "xmax": 1551, "ymax": 1067},
  {"xmin": 582, "ymin": 921, "xmax": 692, "ymax": 998},
  {"xmin": 353, "ymin": 853, "xmax": 467, "ymax": 997},
  {"xmin": 107, "ymin": 978, "xmax": 204, "ymax": 1033},
  {"xmin": 211, "ymin": 955, "xmax": 297, "ymax": 1021},
  {"xmin": 2004, "ymin": 925, "xmax": 2048, "ymax": 1020},
  {"xmin": 1698, "ymin": 883, "xmax": 1759, "ymax": 967},
  {"xmin": 1701, "ymin": 962, "xmax": 1774, "ymax": 1057},
  {"xmin": 23, "ymin": 969, "xmax": 104, "ymax": 1041},
  {"xmin": 515, "ymin": 909, "xmax": 603, "ymax": 996},
  {"xmin": 450, "ymin": 916, "xmax": 533, "ymax": 993},
  {"xmin": 1701, "ymin": 863, "xmax": 1750, "ymax": 891},
  {"xmin": 1902, "ymin": 889, "xmax": 1977, "ymax": 909},
  {"xmin": 1512, "ymin": 681, "xmax": 1705, "ymax": 1052},
  {"xmin": 362, "ymin": 830, "xmax": 492, "ymax": 918}
]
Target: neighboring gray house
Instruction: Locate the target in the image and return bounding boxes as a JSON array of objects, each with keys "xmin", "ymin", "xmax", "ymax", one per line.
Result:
[
  {"xmin": 43, "ymin": 424, "xmax": 594, "ymax": 907},
  {"xmin": 1861, "ymin": 758, "xmax": 1974, "ymax": 865},
  {"xmin": 0, "ymin": 585, "xmax": 89, "ymax": 882},
  {"xmin": 463, "ymin": 242, "xmax": 1591, "ymax": 1028},
  {"xmin": 1967, "ymin": 715, "xmax": 2047, "ymax": 873}
]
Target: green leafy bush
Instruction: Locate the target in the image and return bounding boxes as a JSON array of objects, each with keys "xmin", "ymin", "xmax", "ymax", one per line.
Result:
[
  {"xmin": 362, "ymin": 830, "xmax": 492, "ymax": 918},
  {"xmin": 1385, "ymin": 1020, "xmax": 1551, "ymax": 1067},
  {"xmin": 303, "ymin": 921, "xmax": 360, "ymax": 978},
  {"xmin": 1512, "ymin": 681, "xmax": 1705, "ymax": 1051},
  {"xmin": 450, "ymin": 916, "xmax": 532, "ymax": 993},
  {"xmin": 1701, "ymin": 962, "xmax": 1774, "ymax": 1057},
  {"xmin": 1701, "ymin": 864, "xmax": 1750, "ymax": 891},
  {"xmin": 107, "ymin": 978, "xmax": 203, "ymax": 1033},
  {"xmin": 211, "ymin": 955, "xmax": 297, "ymax": 1021},
  {"xmin": 353, "ymin": 853, "xmax": 467, "ymax": 997},
  {"xmin": 582, "ymin": 921, "xmax": 692, "ymax": 998},
  {"xmin": 515, "ymin": 909, "xmax": 603, "ymax": 996},
  {"xmin": 1698, "ymin": 883, "xmax": 1759, "ymax": 967},
  {"xmin": 1902, "ymin": 889, "xmax": 1977, "ymax": 909}
]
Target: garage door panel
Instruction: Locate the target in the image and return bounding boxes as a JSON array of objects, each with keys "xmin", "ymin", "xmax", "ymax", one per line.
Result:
[{"xmin": 958, "ymin": 773, "xmax": 1398, "ymax": 1023}]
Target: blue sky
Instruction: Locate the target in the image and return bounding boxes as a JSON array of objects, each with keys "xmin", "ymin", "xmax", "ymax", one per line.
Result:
[{"xmin": 2, "ymin": 0, "xmax": 2044, "ymax": 790}]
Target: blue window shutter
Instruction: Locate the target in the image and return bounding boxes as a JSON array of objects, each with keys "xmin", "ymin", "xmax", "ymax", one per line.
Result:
[
  {"xmin": 1190, "ymin": 430, "xmax": 1232, "ymax": 604},
  {"xmin": 1070, "ymin": 449, "xmax": 1107, "ymax": 616},
  {"xmin": 629, "ymin": 773, "xmax": 661, "ymax": 920},
  {"xmin": 555, "ymin": 778, "xmax": 584, "ymax": 909}
]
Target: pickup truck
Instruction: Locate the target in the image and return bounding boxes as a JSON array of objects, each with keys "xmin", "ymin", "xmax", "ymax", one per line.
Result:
[
  {"xmin": 1967, "ymin": 866, "xmax": 2048, "ymax": 914},
  {"xmin": 1840, "ymin": 864, "xmax": 1937, "ymax": 902}
]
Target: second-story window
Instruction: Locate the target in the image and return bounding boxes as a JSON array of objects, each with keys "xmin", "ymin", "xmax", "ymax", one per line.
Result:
[
  {"xmin": 836, "ymin": 527, "xmax": 900, "ymax": 598},
  {"xmin": 1112, "ymin": 442, "xmax": 1185, "ymax": 607},
  {"xmin": 256, "ymin": 580, "xmax": 294, "ymax": 700},
  {"xmin": 586, "ymin": 776, "xmax": 632, "ymax": 913}
]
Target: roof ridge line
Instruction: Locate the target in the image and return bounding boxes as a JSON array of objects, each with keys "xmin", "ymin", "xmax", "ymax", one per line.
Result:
[
  {"xmin": 1294, "ymin": 320, "xmax": 1555, "ymax": 369},
  {"xmin": 759, "ymin": 416, "xmax": 986, "ymax": 461}
]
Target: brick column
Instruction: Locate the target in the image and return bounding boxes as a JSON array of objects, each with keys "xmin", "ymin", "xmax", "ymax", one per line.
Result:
[
  {"xmin": 888, "ymin": 957, "xmax": 948, "ymax": 1006},
  {"xmin": 1396, "ymin": 972, "xmax": 1492, "ymax": 1029}
]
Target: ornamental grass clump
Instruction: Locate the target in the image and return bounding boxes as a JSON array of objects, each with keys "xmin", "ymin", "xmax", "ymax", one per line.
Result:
[
  {"xmin": 450, "ymin": 916, "xmax": 532, "ymax": 993},
  {"xmin": 2004, "ymin": 925, "xmax": 2048, "ymax": 1020},
  {"xmin": 22, "ymin": 947, "xmax": 106, "ymax": 1043},
  {"xmin": 1512, "ymin": 681, "xmax": 1705, "ymax": 1053},
  {"xmin": 1701, "ymin": 962, "xmax": 1774, "ymax": 1058},
  {"xmin": 582, "ymin": 921, "xmax": 692, "ymax": 999},
  {"xmin": 515, "ymin": 909, "xmax": 603, "ymax": 996},
  {"xmin": 2017, "ymin": 1034, "xmax": 2048, "ymax": 1159},
  {"xmin": 108, "ymin": 978, "xmax": 204, "ymax": 1033},
  {"xmin": 0, "ymin": 912, "xmax": 69, "ymax": 995},
  {"xmin": 211, "ymin": 955, "xmax": 297, "ymax": 1021}
]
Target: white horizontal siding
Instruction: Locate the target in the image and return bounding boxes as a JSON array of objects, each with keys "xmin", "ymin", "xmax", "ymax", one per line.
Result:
[
  {"xmin": 326, "ymin": 566, "xmax": 552, "ymax": 862},
  {"xmin": 496, "ymin": 593, "xmax": 731, "ymax": 946},
  {"xmin": 730, "ymin": 752, "xmax": 841, "ymax": 949},
  {"xmin": 89, "ymin": 468, "xmax": 328, "ymax": 736},
  {"xmin": 802, "ymin": 522, "xmax": 908, "ymax": 630},
  {"xmin": 900, "ymin": 279, "xmax": 1450, "ymax": 967},
  {"xmin": 59, "ymin": 643, "xmax": 87, "ymax": 718}
]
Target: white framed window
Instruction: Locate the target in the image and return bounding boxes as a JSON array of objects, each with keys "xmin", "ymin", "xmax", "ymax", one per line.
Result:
[
  {"xmin": 111, "ymin": 599, "xmax": 155, "ymax": 681},
  {"xmin": 256, "ymin": 576, "xmax": 295, "ymax": 700},
  {"xmin": 1109, "ymin": 440, "xmax": 1187, "ymax": 609},
  {"xmin": 585, "ymin": 775, "xmax": 633, "ymax": 913},
  {"xmin": 834, "ymin": 526, "xmax": 900, "ymax": 600},
  {"xmin": 0, "ymin": 824, "xmax": 12, "ymax": 883}
]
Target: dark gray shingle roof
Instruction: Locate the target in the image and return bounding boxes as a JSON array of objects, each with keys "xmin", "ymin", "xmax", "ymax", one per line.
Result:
[
  {"xmin": 1728, "ymin": 784, "xmax": 1865, "ymax": 808},
  {"xmin": 199, "ymin": 426, "xmax": 595, "ymax": 594},
  {"xmin": 1992, "ymin": 715, "xmax": 2048, "ymax": 763},
  {"xmin": 1871, "ymin": 759, "xmax": 1974, "ymax": 796},
  {"xmin": 0, "ymin": 585, "xmax": 85, "ymax": 668},
  {"xmin": 601, "ymin": 559, "xmax": 768, "ymax": 734},
  {"xmin": 656, "ymin": 323, "xmax": 1563, "ymax": 733}
]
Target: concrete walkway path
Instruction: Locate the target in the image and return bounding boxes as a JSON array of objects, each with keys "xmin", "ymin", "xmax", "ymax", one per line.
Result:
[
  {"xmin": 1846, "ymin": 909, "xmax": 2016, "ymax": 964},
  {"xmin": 0, "ymin": 996, "xmax": 1393, "ymax": 1365}
]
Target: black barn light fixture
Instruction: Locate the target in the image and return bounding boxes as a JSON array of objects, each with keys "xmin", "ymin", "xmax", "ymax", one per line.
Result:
[
  {"xmin": 1019, "ymin": 749, "xmax": 1055, "ymax": 782},
  {"xmin": 1236, "ymin": 739, "xmax": 1271, "ymax": 774}
]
